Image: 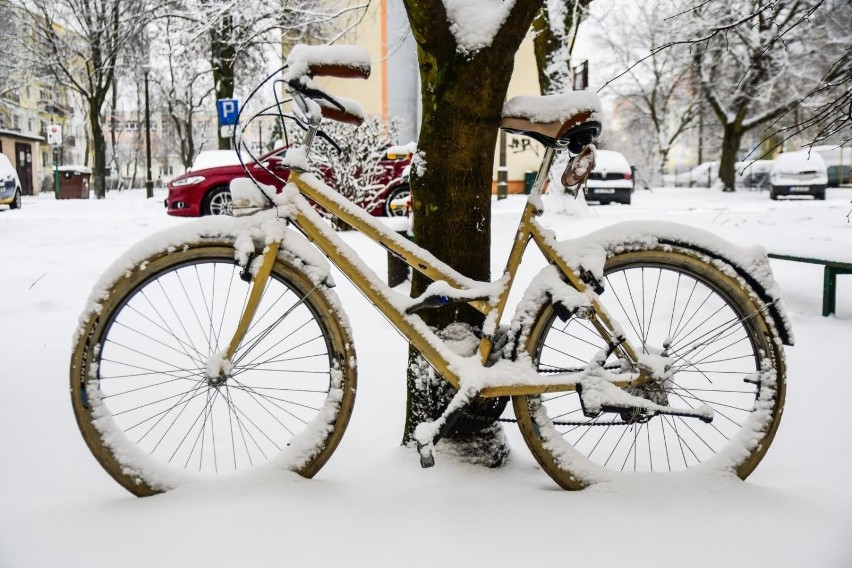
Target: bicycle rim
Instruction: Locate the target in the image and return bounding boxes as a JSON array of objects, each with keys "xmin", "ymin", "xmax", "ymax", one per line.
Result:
[
  {"xmin": 513, "ymin": 248, "xmax": 785, "ymax": 489},
  {"xmin": 71, "ymin": 243, "xmax": 356, "ymax": 495}
]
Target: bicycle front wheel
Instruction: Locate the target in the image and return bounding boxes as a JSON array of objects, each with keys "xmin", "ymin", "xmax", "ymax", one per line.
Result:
[
  {"xmin": 71, "ymin": 242, "xmax": 356, "ymax": 496},
  {"xmin": 513, "ymin": 247, "xmax": 786, "ymax": 489}
]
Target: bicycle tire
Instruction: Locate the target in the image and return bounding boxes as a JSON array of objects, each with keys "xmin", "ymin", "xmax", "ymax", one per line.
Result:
[
  {"xmin": 513, "ymin": 247, "xmax": 786, "ymax": 489},
  {"xmin": 70, "ymin": 241, "xmax": 356, "ymax": 496}
]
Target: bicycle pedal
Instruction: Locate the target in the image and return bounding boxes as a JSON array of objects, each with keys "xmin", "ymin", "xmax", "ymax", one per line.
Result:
[{"xmin": 417, "ymin": 442, "xmax": 436, "ymax": 468}]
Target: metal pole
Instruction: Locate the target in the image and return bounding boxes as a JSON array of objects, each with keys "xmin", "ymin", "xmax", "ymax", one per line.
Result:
[
  {"xmin": 53, "ymin": 146, "xmax": 59, "ymax": 198},
  {"xmin": 144, "ymin": 69, "xmax": 153, "ymax": 199}
]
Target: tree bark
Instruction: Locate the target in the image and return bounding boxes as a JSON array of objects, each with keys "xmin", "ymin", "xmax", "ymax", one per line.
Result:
[
  {"xmin": 210, "ymin": 13, "xmax": 236, "ymax": 150},
  {"xmin": 718, "ymin": 124, "xmax": 742, "ymax": 191},
  {"xmin": 533, "ymin": 0, "xmax": 591, "ymax": 95},
  {"xmin": 401, "ymin": 0, "xmax": 542, "ymax": 459},
  {"xmin": 90, "ymin": 98, "xmax": 107, "ymax": 199}
]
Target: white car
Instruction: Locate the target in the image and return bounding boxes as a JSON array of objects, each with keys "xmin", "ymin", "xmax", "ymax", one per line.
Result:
[
  {"xmin": 585, "ymin": 149, "xmax": 633, "ymax": 204},
  {"xmin": 0, "ymin": 153, "xmax": 22, "ymax": 210},
  {"xmin": 736, "ymin": 159, "xmax": 774, "ymax": 190},
  {"xmin": 685, "ymin": 161, "xmax": 718, "ymax": 187},
  {"xmin": 769, "ymin": 151, "xmax": 828, "ymax": 200}
]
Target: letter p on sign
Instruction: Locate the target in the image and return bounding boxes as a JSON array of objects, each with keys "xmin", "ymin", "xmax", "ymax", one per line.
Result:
[{"xmin": 217, "ymin": 99, "xmax": 239, "ymax": 126}]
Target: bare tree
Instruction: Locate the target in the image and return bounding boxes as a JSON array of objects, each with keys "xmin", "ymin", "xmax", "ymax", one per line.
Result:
[
  {"xmin": 763, "ymin": 0, "xmax": 852, "ymax": 148},
  {"xmin": 164, "ymin": 0, "xmax": 369, "ymax": 149},
  {"xmin": 647, "ymin": 0, "xmax": 830, "ymax": 191},
  {"xmin": 151, "ymin": 15, "xmax": 216, "ymax": 170},
  {"xmin": 0, "ymin": 1, "xmax": 38, "ymax": 127},
  {"xmin": 16, "ymin": 0, "xmax": 153, "ymax": 198},
  {"xmin": 594, "ymin": 0, "xmax": 701, "ymax": 179}
]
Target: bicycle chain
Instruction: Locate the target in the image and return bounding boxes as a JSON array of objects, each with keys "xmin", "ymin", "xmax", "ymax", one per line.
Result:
[
  {"xmin": 466, "ymin": 365, "xmax": 634, "ymax": 428},
  {"xmin": 490, "ymin": 416, "xmax": 632, "ymax": 426}
]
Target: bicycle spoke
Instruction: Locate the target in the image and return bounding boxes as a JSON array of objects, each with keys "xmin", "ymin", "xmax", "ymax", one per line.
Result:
[{"xmin": 522, "ymin": 251, "xmax": 783, "ymax": 485}]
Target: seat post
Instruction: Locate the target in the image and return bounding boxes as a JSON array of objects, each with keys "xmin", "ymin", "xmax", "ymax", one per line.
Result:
[{"xmin": 528, "ymin": 146, "xmax": 558, "ymax": 206}]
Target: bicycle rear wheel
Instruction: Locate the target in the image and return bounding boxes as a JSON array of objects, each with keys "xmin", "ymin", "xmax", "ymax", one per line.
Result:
[
  {"xmin": 513, "ymin": 247, "xmax": 786, "ymax": 489},
  {"xmin": 71, "ymin": 242, "xmax": 356, "ymax": 496}
]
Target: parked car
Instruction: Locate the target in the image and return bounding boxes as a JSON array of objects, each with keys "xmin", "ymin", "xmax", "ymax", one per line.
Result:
[
  {"xmin": 0, "ymin": 153, "xmax": 22, "ymax": 210},
  {"xmin": 674, "ymin": 162, "xmax": 719, "ymax": 187},
  {"xmin": 810, "ymin": 145, "xmax": 851, "ymax": 187},
  {"xmin": 769, "ymin": 151, "xmax": 828, "ymax": 200},
  {"xmin": 166, "ymin": 146, "xmax": 411, "ymax": 217},
  {"xmin": 384, "ymin": 164, "xmax": 411, "ymax": 217},
  {"xmin": 188, "ymin": 150, "xmax": 243, "ymax": 172},
  {"xmin": 585, "ymin": 149, "xmax": 633, "ymax": 205},
  {"xmin": 736, "ymin": 159, "xmax": 774, "ymax": 191}
]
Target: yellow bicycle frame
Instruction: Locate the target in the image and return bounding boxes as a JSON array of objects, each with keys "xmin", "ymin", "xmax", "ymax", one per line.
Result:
[{"xmin": 228, "ymin": 146, "xmax": 644, "ymax": 399}]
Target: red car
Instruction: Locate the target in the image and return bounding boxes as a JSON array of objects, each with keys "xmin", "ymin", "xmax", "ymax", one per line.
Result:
[{"xmin": 166, "ymin": 146, "xmax": 411, "ymax": 217}]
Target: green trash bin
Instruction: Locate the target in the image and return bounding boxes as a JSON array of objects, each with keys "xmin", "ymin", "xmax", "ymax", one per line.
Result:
[{"xmin": 524, "ymin": 170, "xmax": 537, "ymax": 194}]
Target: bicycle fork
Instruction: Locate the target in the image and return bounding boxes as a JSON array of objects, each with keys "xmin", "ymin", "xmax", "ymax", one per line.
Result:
[{"xmin": 207, "ymin": 242, "xmax": 281, "ymax": 381}]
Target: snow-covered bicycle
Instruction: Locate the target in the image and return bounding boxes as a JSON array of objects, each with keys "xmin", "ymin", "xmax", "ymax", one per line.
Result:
[{"xmin": 70, "ymin": 46, "xmax": 790, "ymax": 496}]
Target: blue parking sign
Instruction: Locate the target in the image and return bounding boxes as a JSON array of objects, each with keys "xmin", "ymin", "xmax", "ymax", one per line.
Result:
[{"xmin": 217, "ymin": 99, "xmax": 239, "ymax": 126}]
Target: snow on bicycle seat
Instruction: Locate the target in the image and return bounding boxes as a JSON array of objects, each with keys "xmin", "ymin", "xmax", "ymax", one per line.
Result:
[{"xmin": 501, "ymin": 92, "xmax": 602, "ymax": 148}]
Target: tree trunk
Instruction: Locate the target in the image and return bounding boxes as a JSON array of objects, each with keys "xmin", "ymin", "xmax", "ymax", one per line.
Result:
[
  {"xmin": 532, "ymin": 1, "xmax": 591, "ymax": 211},
  {"xmin": 210, "ymin": 13, "xmax": 236, "ymax": 151},
  {"xmin": 718, "ymin": 124, "xmax": 742, "ymax": 192},
  {"xmin": 90, "ymin": 100, "xmax": 107, "ymax": 199},
  {"xmin": 401, "ymin": 0, "xmax": 541, "ymax": 463},
  {"xmin": 533, "ymin": 0, "xmax": 591, "ymax": 95}
]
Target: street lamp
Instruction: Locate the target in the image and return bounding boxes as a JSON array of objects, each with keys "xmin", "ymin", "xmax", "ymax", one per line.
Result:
[{"xmin": 143, "ymin": 64, "xmax": 153, "ymax": 199}]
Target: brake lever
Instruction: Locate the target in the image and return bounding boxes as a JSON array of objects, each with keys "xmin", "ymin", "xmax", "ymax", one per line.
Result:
[{"xmin": 287, "ymin": 78, "xmax": 346, "ymax": 112}]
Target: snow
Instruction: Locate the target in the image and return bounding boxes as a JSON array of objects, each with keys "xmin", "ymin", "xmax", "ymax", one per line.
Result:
[
  {"xmin": 593, "ymin": 149, "xmax": 630, "ymax": 172},
  {"xmin": 771, "ymin": 151, "xmax": 829, "ymax": 185},
  {"xmin": 283, "ymin": 44, "xmax": 372, "ymax": 82},
  {"xmin": 503, "ymin": 91, "xmax": 603, "ymax": 124},
  {"xmin": 1, "ymin": 187, "xmax": 851, "ymax": 567},
  {"xmin": 443, "ymin": 0, "xmax": 516, "ymax": 55},
  {"xmin": 189, "ymin": 149, "xmax": 241, "ymax": 171},
  {"xmin": 56, "ymin": 165, "xmax": 93, "ymax": 174}
]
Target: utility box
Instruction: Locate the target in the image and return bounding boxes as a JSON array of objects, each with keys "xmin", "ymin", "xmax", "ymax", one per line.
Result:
[{"xmin": 57, "ymin": 166, "xmax": 92, "ymax": 199}]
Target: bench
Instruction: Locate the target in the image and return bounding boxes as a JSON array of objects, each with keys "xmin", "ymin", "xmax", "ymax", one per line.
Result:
[{"xmin": 767, "ymin": 253, "xmax": 852, "ymax": 316}]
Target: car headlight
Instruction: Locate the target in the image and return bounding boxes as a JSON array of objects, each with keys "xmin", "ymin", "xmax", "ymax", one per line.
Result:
[{"xmin": 171, "ymin": 175, "xmax": 205, "ymax": 187}]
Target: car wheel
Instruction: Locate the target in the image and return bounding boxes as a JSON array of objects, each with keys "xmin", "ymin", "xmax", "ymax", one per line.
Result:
[
  {"xmin": 203, "ymin": 187, "xmax": 232, "ymax": 216},
  {"xmin": 815, "ymin": 191, "xmax": 826, "ymax": 200},
  {"xmin": 10, "ymin": 189, "xmax": 21, "ymax": 209},
  {"xmin": 384, "ymin": 185, "xmax": 411, "ymax": 217},
  {"xmin": 622, "ymin": 197, "xmax": 631, "ymax": 205},
  {"xmin": 769, "ymin": 189, "xmax": 778, "ymax": 200}
]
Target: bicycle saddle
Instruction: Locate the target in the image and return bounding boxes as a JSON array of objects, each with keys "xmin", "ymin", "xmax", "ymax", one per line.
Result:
[{"xmin": 501, "ymin": 92, "xmax": 602, "ymax": 152}]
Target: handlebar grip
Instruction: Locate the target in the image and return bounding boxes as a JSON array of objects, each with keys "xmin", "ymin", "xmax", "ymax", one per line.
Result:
[
  {"xmin": 308, "ymin": 63, "xmax": 370, "ymax": 80},
  {"xmin": 317, "ymin": 100, "xmax": 364, "ymax": 127}
]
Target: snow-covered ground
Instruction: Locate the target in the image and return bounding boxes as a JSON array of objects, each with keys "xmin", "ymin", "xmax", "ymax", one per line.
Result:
[{"xmin": 1, "ymin": 187, "xmax": 851, "ymax": 567}]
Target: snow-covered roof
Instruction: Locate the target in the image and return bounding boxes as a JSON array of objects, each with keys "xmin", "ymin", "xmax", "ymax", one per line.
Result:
[
  {"xmin": 773, "ymin": 151, "xmax": 826, "ymax": 174},
  {"xmin": 190, "ymin": 150, "xmax": 242, "ymax": 171},
  {"xmin": 593, "ymin": 150, "xmax": 630, "ymax": 173}
]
